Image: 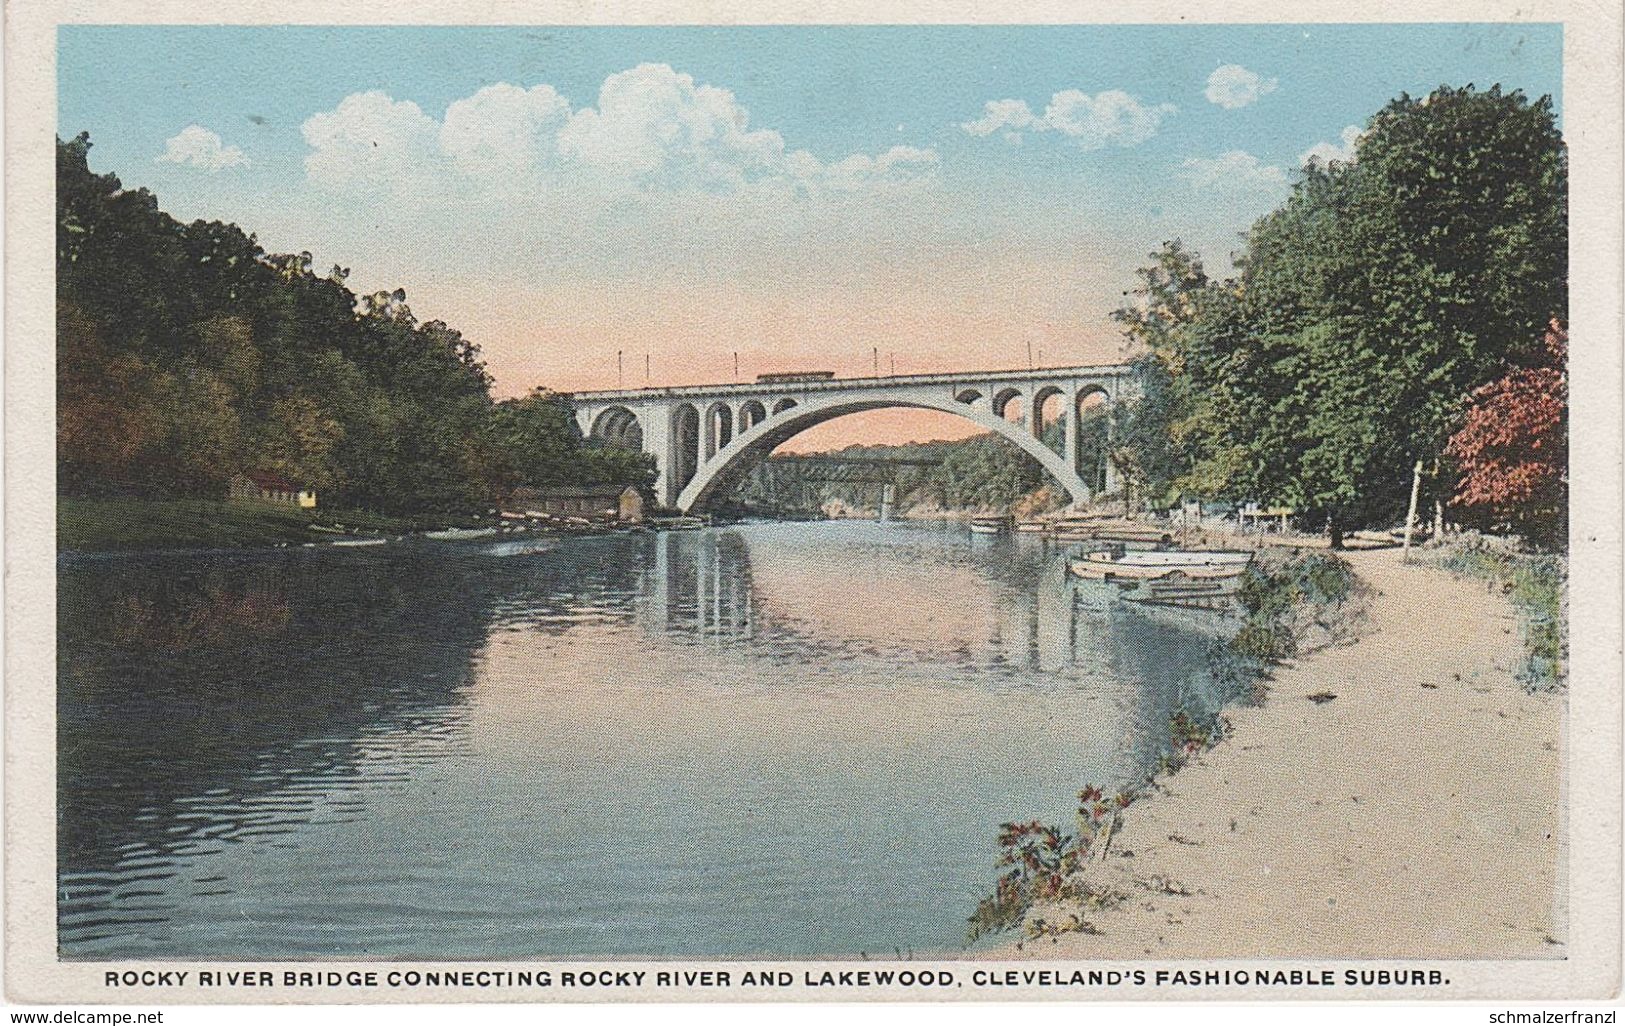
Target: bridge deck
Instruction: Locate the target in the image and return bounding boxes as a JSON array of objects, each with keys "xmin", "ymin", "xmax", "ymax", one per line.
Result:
[{"xmin": 569, "ymin": 363, "xmax": 1133, "ymax": 403}]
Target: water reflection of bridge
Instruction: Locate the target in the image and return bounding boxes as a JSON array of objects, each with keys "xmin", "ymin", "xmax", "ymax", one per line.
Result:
[{"xmin": 631, "ymin": 527, "xmax": 1221, "ymax": 691}]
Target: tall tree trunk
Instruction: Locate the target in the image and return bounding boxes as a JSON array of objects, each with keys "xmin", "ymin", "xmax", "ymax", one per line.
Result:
[
  {"xmin": 1430, "ymin": 458, "xmax": 1445, "ymax": 537},
  {"xmin": 1402, "ymin": 458, "xmax": 1424, "ymax": 563},
  {"xmin": 1329, "ymin": 516, "xmax": 1344, "ymax": 551}
]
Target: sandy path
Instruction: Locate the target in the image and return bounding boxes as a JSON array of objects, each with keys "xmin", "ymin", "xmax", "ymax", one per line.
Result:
[{"xmin": 1001, "ymin": 547, "xmax": 1566, "ymax": 960}]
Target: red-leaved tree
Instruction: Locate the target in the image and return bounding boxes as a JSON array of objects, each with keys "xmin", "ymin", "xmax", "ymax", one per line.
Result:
[{"xmin": 1445, "ymin": 320, "xmax": 1568, "ymax": 548}]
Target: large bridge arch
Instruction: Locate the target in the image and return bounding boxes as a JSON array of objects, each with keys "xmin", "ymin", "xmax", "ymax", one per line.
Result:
[{"xmin": 676, "ymin": 392, "xmax": 1094, "ymax": 513}]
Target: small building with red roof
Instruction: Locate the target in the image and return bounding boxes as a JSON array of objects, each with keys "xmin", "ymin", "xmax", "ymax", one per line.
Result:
[{"xmin": 227, "ymin": 469, "xmax": 317, "ymax": 508}]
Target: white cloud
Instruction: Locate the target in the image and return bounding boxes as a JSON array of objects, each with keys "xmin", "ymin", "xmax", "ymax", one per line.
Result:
[
  {"xmin": 821, "ymin": 145, "xmax": 940, "ymax": 192},
  {"xmin": 1299, "ymin": 125, "xmax": 1364, "ymax": 167},
  {"xmin": 1181, "ymin": 150, "xmax": 1289, "ymax": 191},
  {"xmin": 440, "ymin": 83, "xmax": 569, "ymax": 176},
  {"xmin": 156, "ymin": 125, "xmax": 249, "ymax": 171},
  {"xmin": 301, "ymin": 91, "xmax": 439, "ymax": 188},
  {"xmin": 962, "ymin": 90, "xmax": 1174, "ymax": 149},
  {"xmin": 1204, "ymin": 65, "xmax": 1278, "ymax": 110},
  {"xmin": 557, "ymin": 64, "xmax": 789, "ymax": 190},
  {"xmin": 299, "ymin": 64, "xmax": 936, "ymax": 199},
  {"xmin": 962, "ymin": 98, "xmax": 1039, "ymax": 137}
]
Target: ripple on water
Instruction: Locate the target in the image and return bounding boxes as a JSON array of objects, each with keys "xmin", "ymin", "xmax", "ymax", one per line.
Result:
[{"xmin": 57, "ymin": 521, "xmax": 1237, "ymax": 959}]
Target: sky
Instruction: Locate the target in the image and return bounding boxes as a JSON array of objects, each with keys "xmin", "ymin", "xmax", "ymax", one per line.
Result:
[{"xmin": 59, "ymin": 24, "xmax": 1563, "ymax": 449}]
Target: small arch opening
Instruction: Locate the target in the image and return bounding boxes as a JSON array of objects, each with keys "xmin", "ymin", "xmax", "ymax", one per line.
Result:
[
  {"xmin": 671, "ymin": 404, "xmax": 701, "ymax": 493},
  {"xmin": 705, "ymin": 402, "xmax": 734, "ymax": 460},
  {"xmin": 738, "ymin": 400, "xmax": 768, "ymax": 431},
  {"xmin": 1075, "ymin": 389, "xmax": 1110, "ymax": 492},
  {"xmin": 992, "ymin": 387, "xmax": 1024, "ymax": 424},
  {"xmin": 589, "ymin": 405, "xmax": 643, "ymax": 450},
  {"xmin": 1033, "ymin": 386, "xmax": 1065, "ymax": 453}
]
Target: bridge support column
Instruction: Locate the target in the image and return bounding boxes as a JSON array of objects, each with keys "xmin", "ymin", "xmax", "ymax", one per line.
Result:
[
  {"xmin": 638, "ymin": 403, "xmax": 675, "ymax": 508},
  {"xmin": 1063, "ymin": 402, "xmax": 1084, "ymax": 505},
  {"xmin": 1103, "ymin": 409, "xmax": 1121, "ymax": 498}
]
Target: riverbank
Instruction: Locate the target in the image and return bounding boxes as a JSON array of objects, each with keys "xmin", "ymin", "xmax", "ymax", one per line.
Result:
[
  {"xmin": 57, "ymin": 497, "xmax": 485, "ymax": 552},
  {"xmin": 999, "ymin": 546, "xmax": 1564, "ymax": 959}
]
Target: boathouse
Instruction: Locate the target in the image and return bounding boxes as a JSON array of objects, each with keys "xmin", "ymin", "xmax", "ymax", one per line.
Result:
[
  {"xmin": 228, "ymin": 470, "xmax": 317, "ymax": 508},
  {"xmin": 510, "ymin": 484, "xmax": 644, "ymax": 523}
]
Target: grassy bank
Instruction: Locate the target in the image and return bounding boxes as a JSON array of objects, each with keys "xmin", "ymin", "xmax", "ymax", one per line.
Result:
[
  {"xmin": 1431, "ymin": 534, "xmax": 1567, "ymax": 691},
  {"xmin": 57, "ymin": 497, "xmax": 477, "ymax": 553}
]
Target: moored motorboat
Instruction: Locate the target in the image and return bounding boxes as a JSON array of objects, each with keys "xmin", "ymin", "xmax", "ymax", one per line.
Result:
[{"xmin": 1070, "ymin": 549, "xmax": 1253, "ymax": 582}]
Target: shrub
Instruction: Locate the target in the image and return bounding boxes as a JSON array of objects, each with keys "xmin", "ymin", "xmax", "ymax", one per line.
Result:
[
  {"xmin": 966, "ymin": 786, "xmax": 1131, "ymax": 943},
  {"xmin": 1435, "ymin": 533, "xmax": 1567, "ymax": 691}
]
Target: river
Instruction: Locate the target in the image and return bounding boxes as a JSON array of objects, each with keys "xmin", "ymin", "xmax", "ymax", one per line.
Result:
[{"xmin": 57, "ymin": 520, "xmax": 1239, "ymax": 960}]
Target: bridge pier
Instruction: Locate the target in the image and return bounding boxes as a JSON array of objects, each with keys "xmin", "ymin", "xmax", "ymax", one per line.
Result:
[{"xmin": 1063, "ymin": 404, "xmax": 1084, "ymax": 501}]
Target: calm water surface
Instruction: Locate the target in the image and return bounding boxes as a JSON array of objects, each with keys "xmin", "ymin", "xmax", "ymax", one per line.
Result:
[{"xmin": 58, "ymin": 521, "xmax": 1237, "ymax": 959}]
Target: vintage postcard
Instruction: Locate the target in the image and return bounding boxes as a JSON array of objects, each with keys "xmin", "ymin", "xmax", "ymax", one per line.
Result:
[{"xmin": 5, "ymin": 0, "xmax": 1622, "ymax": 1009}]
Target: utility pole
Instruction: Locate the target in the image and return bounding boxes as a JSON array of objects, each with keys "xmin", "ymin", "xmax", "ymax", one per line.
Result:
[
  {"xmin": 617, "ymin": 350, "xmax": 623, "ymax": 389},
  {"xmin": 1025, "ymin": 339, "xmax": 1034, "ymax": 370},
  {"xmin": 645, "ymin": 353, "xmax": 650, "ymax": 385},
  {"xmin": 872, "ymin": 347, "xmax": 879, "ymax": 376},
  {"xmin": 889, "ymin": 352, "xmax": 896, "ymax": 376},
  {"xmin": 733, "ymin": 351, "xmax": 739, "ymax": 381},
  {"xmin": 1402, "ymin": 458, "xmax": 1424, "ymax": 563}
]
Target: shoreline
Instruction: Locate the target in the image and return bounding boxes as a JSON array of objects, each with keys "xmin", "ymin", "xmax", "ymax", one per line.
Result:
[
  {"xmin": 993, "ymin": 545, "xmax": 1565, "ymax": 959},
  {"xmin": 55, "ymin": 496, "xmax": 631, "ymax": 556}
]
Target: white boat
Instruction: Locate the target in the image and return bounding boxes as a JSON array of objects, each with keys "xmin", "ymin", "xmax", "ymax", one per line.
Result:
[
  {"xmin": 1071, "ymin": 549, "xmax": 1253, "ymax": 582},
  {"xmin": 969, "ymin": 515, "xmax": 1012, "ymax": 535},
  {"xmin": 651, "ymin": 515, "xmax": 707, "ymax": 531},
  {"xmin": 424, "ymin": 527, "xmax": 499, "ymax": 541},
  {"xmin": 330, "ymin": 537, "xmax": 387, "ymax": 548}
]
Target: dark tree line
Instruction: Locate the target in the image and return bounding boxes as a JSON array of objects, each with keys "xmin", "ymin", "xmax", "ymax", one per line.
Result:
[
  {"xmin": 57, "ymin": 133, "xmax": 654, "ymax": 514},
  {"xmin": 737, "ymin": 411, "xmax": 1111, "ymax": 515}
]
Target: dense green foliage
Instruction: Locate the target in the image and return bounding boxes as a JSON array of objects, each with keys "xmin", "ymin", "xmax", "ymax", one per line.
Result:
[
  {"xmin": 1112, "ymin": 86, "xmax": 1567, "ymax": 544},
  {"xmin": 489, "ymin": 391, "xmax": 656, "ymax": 492},
  {"xmin": 1228, "ymin": 551, "xmax": 1359, "ymax": 663},
  {"xmin": 57, "ymin": 133, "xmax": 653, "ymax": 515}
]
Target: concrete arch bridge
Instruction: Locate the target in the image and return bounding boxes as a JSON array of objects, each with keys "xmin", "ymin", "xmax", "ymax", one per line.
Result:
[{"xmin": 570, "ymin": 365, "xmax": 1136, "ymax": 512}]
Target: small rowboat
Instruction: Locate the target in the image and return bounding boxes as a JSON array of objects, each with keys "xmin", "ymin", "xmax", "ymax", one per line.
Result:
[
  {"xmin": 1071, "ymin": 549, "xmax": 1253, "ymax": 582},
  {"xmin": 969, "ymin": 514, "xmax": 1013, "ymax": 535},
  {"xmin": 1052, "ymin": 528, "xmax": 1173, "ymax": 545},
  {"xmin": 424, "ymin": 527, "xmax": 499, "ymax": 541}
]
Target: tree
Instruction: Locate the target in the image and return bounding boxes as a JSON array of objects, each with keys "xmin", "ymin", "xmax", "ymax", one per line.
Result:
[
  {"xmin": 1283, "ymin": 85, "xmax": 1568, "ymax": 539},
  {"xmin": 57, "ymin": 132, "xmax": 626, "ymax": 515},
  {"xmin": 1114, "ymin": 86, "xmax": 1567, "ymax": 544},
  {"xmin": 1444, "ymin": 321, "xmax": 1567, "ymax": 548},
  {"xmin": 1109, "ymin": 242, "xmax": 1215, "ymax": 506},
  {"xmin": 490, "ymin": 391, "xmax": 656, "ymax": 495}
]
